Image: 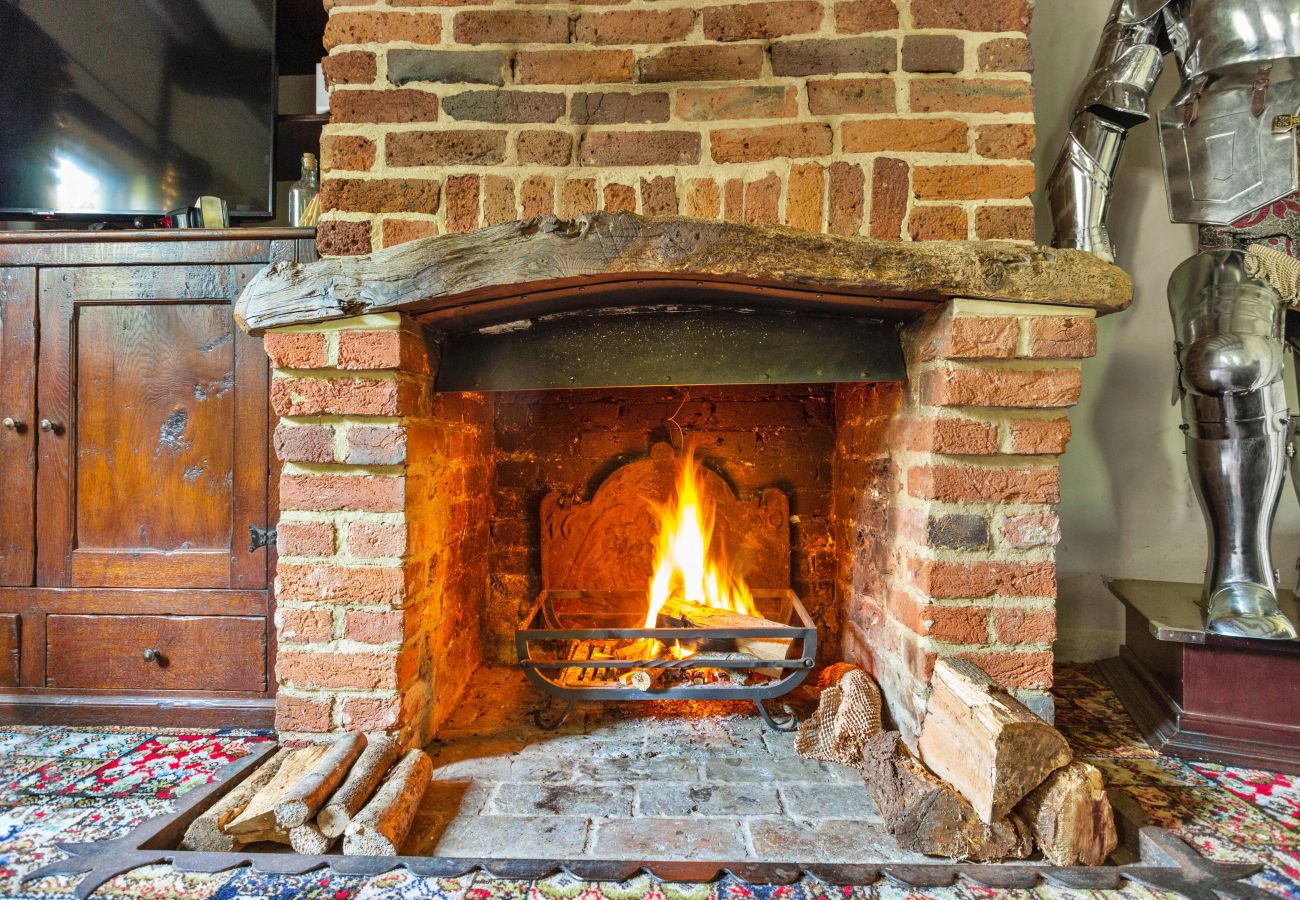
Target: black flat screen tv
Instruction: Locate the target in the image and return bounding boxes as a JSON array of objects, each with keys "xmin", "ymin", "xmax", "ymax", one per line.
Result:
[{"xmin": 0, "ymin": 0, "xmax": 276, "ymax": 221}]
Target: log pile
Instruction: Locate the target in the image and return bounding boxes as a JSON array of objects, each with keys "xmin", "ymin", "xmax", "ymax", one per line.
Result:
[
  {"xmin": 847, "ymin": 658, "xmax": 1117, "ymax": 865},
  {"xmin": 181, "ymin": 734, "xmax": 431, "ymax": 856}
]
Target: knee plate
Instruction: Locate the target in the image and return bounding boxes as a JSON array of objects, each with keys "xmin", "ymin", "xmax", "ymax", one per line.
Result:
[
  {"xmin": 1169, "ymin": 250, "xmax": 1288, "ymax": 434},
  {"xmin": 1180, "ymin": 332, "xmax": 1284, "ymax": 395}
]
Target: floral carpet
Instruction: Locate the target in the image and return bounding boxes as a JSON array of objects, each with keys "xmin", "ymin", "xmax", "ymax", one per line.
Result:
[{"xmin": 0, "ymin": 664, "xmax": 1296, "ymax": 899}]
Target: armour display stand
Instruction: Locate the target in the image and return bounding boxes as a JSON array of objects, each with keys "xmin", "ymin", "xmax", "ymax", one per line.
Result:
[{"xmin": 1099, "ymin": 578, "xmax": 1300, "ymax": 775}]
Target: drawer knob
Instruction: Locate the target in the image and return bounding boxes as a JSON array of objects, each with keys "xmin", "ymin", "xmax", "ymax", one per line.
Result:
[
  {"xmin": 141, "ymin": 648, "xmax": 162, "ymax": 663},
  {"xmin": 39, "ymin": 419, "xmax": 61, "ymax": 434},
  {"xmin": 1, "ymin": 417, "xmax": 20, "ymax": 431}
]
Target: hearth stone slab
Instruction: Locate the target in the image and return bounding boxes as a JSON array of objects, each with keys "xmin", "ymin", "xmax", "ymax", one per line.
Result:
[
  {"xmin": 421, "ymin": 780, "xmax": 493, "ymax": 819},
  {"xmin": 778, "ymin": 783, "xmax": 882, "ymax": 821},
  {"xmin": 746, "ymin": 819, "xmax": 929, "ymax": 864},
  {"xmin": 703, "ymin": 756, "xmax": 855, "ymax": 784},
  {"xmin": 590, "ymin": 818, "xmax": 749, "ymax": 860},
  {"xmin": 637, "ymin": 782, "xmax": 783, "ymax": 817},
  {"xmin": 574, "ymin": 755, "xmax": 703, "ymax": 783},
  {"xmin": 490, "ymin": 783, "xmax": 637, "ymax": 818},
  {"xmin": 426, "ymin": 815, "xmax": 591, "ymax": 858}
]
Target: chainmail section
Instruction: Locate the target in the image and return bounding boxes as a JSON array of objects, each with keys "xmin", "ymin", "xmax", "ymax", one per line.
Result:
[
  {"xmin": 1245, "ymin": 243, "xmax": 1300, "ymax": 304},
  {"xmin": 794, "ymin": 666, "xmax": 883, "ymax": 768}
]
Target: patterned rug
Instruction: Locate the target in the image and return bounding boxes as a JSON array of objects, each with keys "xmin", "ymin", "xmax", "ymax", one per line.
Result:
[{"xmin": 0, "ymin": 664, "xmax": 1296, "ymax": 899}]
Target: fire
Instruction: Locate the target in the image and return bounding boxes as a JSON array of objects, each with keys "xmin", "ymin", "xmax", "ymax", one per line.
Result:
[{"xmin": 644, "ymin": 446, "xmax": 756, "ymax": 631}]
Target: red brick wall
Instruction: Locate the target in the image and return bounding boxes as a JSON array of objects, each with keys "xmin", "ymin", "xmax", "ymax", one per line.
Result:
[
  {"xmin": 488, "ymin": 384, "xmax": 845, "ymax": 660},
  {"xmin": 267, "ymin": 316, "xmax": 495, "ymax": 747},
  {"xmin": 315, "ymin": 0, "xmax": 1036, "ymax": 255},
  {"xmin": 838, "ymin": 300, "xmax": 1095, "ymax": 736}
]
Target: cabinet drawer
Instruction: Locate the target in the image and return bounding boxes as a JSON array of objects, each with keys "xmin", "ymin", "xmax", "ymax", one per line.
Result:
[{"xmin": 46, "ymin": 614, "xmax": 266, "ymax": 692}]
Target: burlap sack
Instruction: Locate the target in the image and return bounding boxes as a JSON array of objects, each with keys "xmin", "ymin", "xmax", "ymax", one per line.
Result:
[{"xmin": 794, "ymin": 666, "xmax": 883, "ymax": 767}]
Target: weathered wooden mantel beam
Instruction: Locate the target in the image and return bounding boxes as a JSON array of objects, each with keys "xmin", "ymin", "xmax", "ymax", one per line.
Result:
[{"xmin": 233, "ymin": 211, "xmax": 1133, "ymax": 334}]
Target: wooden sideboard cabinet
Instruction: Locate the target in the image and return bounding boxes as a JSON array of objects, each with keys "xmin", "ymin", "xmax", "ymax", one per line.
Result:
[{"xmin": 0, "ymin": 228, "xmax": 315, "ymax": 727}]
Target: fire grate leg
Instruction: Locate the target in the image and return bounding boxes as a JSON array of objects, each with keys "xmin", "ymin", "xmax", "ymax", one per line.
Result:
[
  {"xmin": 532, "ymin": 697, "xmax": 576, "ymax": 730},
  {"xmin": 755, "ymin": 699, "xmax": 799, "ymax": 732}
]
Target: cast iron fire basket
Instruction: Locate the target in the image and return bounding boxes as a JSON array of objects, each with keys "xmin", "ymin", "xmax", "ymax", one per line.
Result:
[{"xmin": 517, "ymin": 588, "xmax": 816, "ymax": 731}]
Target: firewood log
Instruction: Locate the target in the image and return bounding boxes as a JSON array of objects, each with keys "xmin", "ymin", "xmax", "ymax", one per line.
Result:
[
  {"xmin": 917, "ymin": 658, "xmax": 1071, "ymax": 823},
  {"xmin": 224, "ymin": 744, "xmax": 332, "ymax": 844},
  {"xmin": 289, "ymin": 820, "xmax": 335, "ymax": 855},
  {"xmin": 274, "ymin": 733, "xmax": 367, "ymax": 830},
  {"xmin": 317, "ymin": 735, "xmax": 402, "ymax": 838},
  {"xmin": 861, "ymin": 732, "xmax": 1033, "ymax": 862},
  {"xmin": 180, "ymin": 748, "xmax": 290, "ymax": 851},
  {"xmin": 1016, "ymin": 760, "xmax": 1118, "ymax": 866},
  {"xmin": 656, "ymin": 596, "xmax": 792, "ymax": 662},
  {"xmin": 342, "ymin": 749, "xmax": 433, "ymax": 856}
]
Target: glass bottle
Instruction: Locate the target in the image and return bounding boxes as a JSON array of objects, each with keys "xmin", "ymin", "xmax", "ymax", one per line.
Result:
[{"xmin": 288, "ymin": 153, "xmax": 320, "ymax": 226}]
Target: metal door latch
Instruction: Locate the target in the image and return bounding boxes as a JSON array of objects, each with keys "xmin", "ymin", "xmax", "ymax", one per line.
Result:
[{"xmin": 248, "ymin": 525, "xmax": 277, "ymax": 552}]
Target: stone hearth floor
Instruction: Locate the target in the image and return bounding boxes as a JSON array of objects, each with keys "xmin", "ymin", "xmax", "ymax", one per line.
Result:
[
  {"xmin": 0, "ymin": 664, "xmax": 1298, "ymax": 898},
  {"xmin": 408, "ymin": 666, "xmax": 912, "ymax": 863}
]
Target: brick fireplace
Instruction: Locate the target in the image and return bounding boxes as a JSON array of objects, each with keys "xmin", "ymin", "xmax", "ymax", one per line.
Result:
[
  {"xmin": 242, "ymin": 0, "xmax": 1129, "ymax": 754},
  {"xmin": 257, "ymin": 279, "xmax": 1106, "ymax": 747}
]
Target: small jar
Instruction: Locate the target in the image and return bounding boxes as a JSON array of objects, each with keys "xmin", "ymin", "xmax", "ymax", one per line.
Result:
[{"xmin": 287, "ymin": 153, "xmax": 320, "ymax": 226}]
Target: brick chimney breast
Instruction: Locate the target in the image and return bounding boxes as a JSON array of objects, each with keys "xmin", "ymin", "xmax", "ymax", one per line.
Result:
[{"xmin": 315, "ymin": 0, "xmax": 1036, "ymax": 252}]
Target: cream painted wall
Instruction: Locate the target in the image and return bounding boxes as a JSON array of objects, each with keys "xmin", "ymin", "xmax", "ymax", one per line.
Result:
[{"xmin": 1032, "ymin": 0, "xmax": 1300, "ymax": 660}]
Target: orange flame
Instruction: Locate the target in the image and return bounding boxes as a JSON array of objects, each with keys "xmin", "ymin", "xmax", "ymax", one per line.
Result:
[{"xmin": 644, "ymin": 446, "xmax": 756, "ymax": 630}]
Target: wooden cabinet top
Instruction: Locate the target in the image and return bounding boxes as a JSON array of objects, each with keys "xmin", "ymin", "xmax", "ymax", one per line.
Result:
[
  {"xmin": 0, "ymin": 228, "xmax": 317, "ymax": 266},
  {"xmin": 0, "ymin": 228, "xmax": 314, "ymax": 244}
]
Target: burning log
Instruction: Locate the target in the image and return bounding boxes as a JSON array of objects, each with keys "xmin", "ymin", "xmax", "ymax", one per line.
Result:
[
  {"xmin": 180, "ymin": 748, "xmax": 290, "ymax": 851},
  {"xmin": 688, "ymin": 651, "xmax": 764, "ymax": 685},
  {"xmin": 1015, "ymin": 760, "xmax": 1118, "ymax": 866},
  {"xmin": 224, "ymin": 744, "xmax": 334, "ymax": 845},
  {"xmin": 618, "ymin": 668, "xmax": 664, "ymax": 691},
  {"xmin": 317, "ymin": 735, "xmax": 402, "ymax": 839},
  {"xmin": 656, "ymin": 596, "xmax": 793, "ymax": 663},
  {"xmin": 862, "ymin": 732, "xmax": 1033, "ymax": 862},
  {"xmin": 917, "ymin": 658, "xmax": 1071, "ymax": 823},
  {"xmin": 342, "ymin": 749, "xmax": 433, "ymax": 856},
  {"xmin": 275, "ymin": 733, "xmax": 367, "ymax": 830}
]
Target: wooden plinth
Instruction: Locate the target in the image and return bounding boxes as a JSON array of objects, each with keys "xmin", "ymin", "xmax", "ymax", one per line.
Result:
[{"xmin": 1100, "ymin": 578, "xmax": 1300, "ymax": 774}]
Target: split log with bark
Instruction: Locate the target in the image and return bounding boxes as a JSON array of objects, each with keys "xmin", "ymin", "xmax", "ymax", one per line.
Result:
[
  {"xmin": 317, "ymin": 735, "xmax": 402, "ymax": 839},
  {"xmin": 861, "ymin": 732, "xmax": 1033, "ymax": 862},
  {"xmin": 342, "ymin": 749, "xmax": 433, "ymax": 856},
  {"xmin": 1015, "ymin": 760, "xmax": 1118, "ymax": 866},
  {"xmin": 275, "ymin": 733, "xmax": 367, "ymax": 829},
  {"xmin": 917, "ymin": 658, "xmax": 1072, "ymax": 823},
  {"xmin": 180, "ymin": 748, "xmax": 290, "ymax": 851},
  {"xmin": 223, "ymin": 744, "xmax": 334, "ymax": 845}
]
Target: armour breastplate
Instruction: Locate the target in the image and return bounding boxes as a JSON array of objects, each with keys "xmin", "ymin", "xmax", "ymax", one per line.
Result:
[{"xmin": 1164, "ymin": 0, "xmax": 1300, "ymax": 83}]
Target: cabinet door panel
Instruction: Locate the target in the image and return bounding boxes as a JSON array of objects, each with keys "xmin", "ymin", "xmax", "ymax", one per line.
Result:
[
  {"xmin": 0, "ymin": 614, "xmax": 18, "ymax": 687},
  {"xmin": 0, "ymin": 269, "xmax": 36, "ymax": 586},
  {"xmin": 36, "ymin": 266, "xmax": 269, "ymax": 590}
]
